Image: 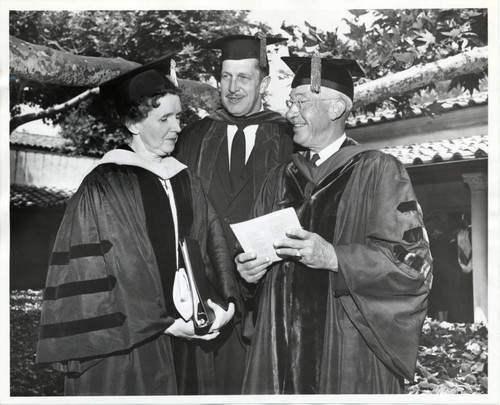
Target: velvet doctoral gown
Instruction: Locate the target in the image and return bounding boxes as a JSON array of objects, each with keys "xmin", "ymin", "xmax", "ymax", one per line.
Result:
[
  {"xmin": 174, "ymin": 109, "xmax": 294, "ymax": 394},
  {"xmin": 36, "ymin": 150, "xmax": 238, "ymax": 395},
  {"xmin": 242, "ymin": 143, "xmax": 433, "ymax": 394}
]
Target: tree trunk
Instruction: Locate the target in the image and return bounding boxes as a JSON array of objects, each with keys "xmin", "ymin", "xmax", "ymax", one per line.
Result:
[
  {"xmin": 10, "ymin": 35, "xmax": 143, "ymax": 86},
  {"xmin": 9, "ymin": 36, "xmax": 220, "ymax": 118},
  {"xmin": 353, "ymin": 47, "xmax": 488, "ymax": 109},
  {"xmin": 9, "ymin": 36, "xmax": 488, "ymax": 132}
]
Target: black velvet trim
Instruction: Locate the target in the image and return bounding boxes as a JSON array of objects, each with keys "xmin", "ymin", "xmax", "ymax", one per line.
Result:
[
  {"xmin": 332, "ymin": 269, "xmax": 350, "ymax": 297},
  {"xmin": 170, "ymin": 171, "xmax": 194, "ymax": 239},
  {"xmin": 394, "ymin": 245, "xmax": 425, "ymax": 272},
  {"xmin": 402, "ymin": 227, "xmax": 423, "ymax": 243},
  {"xmin": 43, "ymin": 276, "xmax": 117, "ymax": 301},
  {"xmin": 397, "ymin": 200, "xmax": 418, "ymax": 213},
  {"xmin": 39, "ymin": 312, "xmax": 126, "ymax": 339},
  {"xmin": 49, "ymin": 240, "xmax": 113, "ymax": 266},
  {"xmin": 135, "ymin": 168, "xmax": 177, "ymax": 315}
]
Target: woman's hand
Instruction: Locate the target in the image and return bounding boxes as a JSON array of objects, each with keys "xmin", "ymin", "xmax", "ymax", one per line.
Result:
[
  {"xmin": 164, "ymin": 318, "xmax": 220, "ymax": 341},
  {"xmin": 207, "ymin": 301, "xmax": 235, "ymax": 333}
]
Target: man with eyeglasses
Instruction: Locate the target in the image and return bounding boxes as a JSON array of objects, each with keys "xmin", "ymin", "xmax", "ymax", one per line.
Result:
[
  {"xmin": 174, "ymin": 34, "xmax": 294, "ymax": 395},
  {"xmin": 236, "ymin": 56, "xmax": 432, "ymax": 394}
]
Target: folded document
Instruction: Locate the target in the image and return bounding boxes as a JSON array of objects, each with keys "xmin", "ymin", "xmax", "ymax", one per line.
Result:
[{"xmin": 230, "ymin": 207, "xmax": 301, "ymax": 262}]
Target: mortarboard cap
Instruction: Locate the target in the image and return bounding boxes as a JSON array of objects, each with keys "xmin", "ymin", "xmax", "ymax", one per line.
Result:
[
  {"xmin": 281, "ymin": 55, "xmax": 365, "ymax": 99},
  {"xmin": 204, "ymin": 34, "xmax": 287, "ymax": 68},
  {"xmin": 99, "ymin": 55, "xmax": 179, "ymax": 116}
]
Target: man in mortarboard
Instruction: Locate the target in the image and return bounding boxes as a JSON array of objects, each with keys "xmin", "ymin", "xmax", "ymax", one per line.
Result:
[
  {"xmin": 174, "ymin": 34, "xmax": 294, "ymax": 394},
  {"xmin": 236, "ymin": 55, "xmax": 433, "ymax": 394}
]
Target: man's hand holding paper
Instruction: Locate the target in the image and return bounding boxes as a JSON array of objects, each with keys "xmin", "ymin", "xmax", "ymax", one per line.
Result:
[
  {"xmin": 232, "ymin": 208, "xmax": 300, "ymax": 283},
  {"xmin": 233, "ymin": 208, "xmax": 339, "ymax": 283},
  {"xmin": 274, "ymin": 228, "xmax": 339, "ymax": 271},
  {"xmin": 230, "ymin": 207, "xmax": 302, "ymax": 262}
]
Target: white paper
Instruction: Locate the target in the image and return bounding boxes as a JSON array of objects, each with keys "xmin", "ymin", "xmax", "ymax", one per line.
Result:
[{"xmin": 230, "ymin": 207, "xmax": 302, "ymax": 262}]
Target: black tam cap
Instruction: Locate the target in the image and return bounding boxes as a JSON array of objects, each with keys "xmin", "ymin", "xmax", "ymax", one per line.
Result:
[
  {"xmin": 204, "ymin": 34, "xmax": 287, "ymax": 68},
  {"xmin": 281, "ymin": 55, "xmax": 364, "ymax": 100},
  {"xmin": 99, "ymin": 55, "xmax": 179, "ymax": 116}
]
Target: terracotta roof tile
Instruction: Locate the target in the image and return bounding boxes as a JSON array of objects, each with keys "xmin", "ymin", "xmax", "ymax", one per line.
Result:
[
  {"xmin": 10, "ymin": 134, "xmax": 488, "ymax": 208},
  {"xmin": 347, "ymin": 93, "xmax": 488, "ymax": 129},
  {"xmin": 381, "ymin": 135, "xmax": 488, "ymax": 165},
  {"xmin": 11, "ymin": 185, "xmax": 74, "ymax": 209},
  {"xmin": 10, "ymin": 131, "xmax": 68, "ymax": 151}
]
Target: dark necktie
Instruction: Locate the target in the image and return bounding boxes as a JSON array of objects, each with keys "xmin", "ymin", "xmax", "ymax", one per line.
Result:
[
  {"xmin": 230, "ymin": 125, "xmax": 246, "ymax": 189},
  {"xmin": 310, "ymin": 153, "xmax": 320, "ymax": 167}
]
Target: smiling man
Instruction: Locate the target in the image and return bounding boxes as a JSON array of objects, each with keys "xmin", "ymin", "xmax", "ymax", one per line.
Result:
[
  {"xmin": 236, "ymin": 56, "xmax": 433, "ymax": 394},
  {"xmin": 174, "ymin": 34, "xmax": 294, "ymax": 394}
]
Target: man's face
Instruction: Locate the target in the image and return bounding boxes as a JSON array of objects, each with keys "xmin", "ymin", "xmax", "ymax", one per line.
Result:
[
  {"xmin": 220, "ymin": 59, "xmax": 268, "ymax": 117},
  {"xmin": 285, "ymin": 85, "xmax": 337, "ymax": 152}
]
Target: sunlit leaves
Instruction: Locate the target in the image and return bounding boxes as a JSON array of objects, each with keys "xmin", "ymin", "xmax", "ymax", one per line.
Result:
[
  {"xmin": 407, "ymin": 318, "xmax": 488, "ymax": 394},
  {"xmin": 10, "ymin": 291, "xmax": 488, "ymax": 396},
  {"xmin": 10, "ymin": 10, "xmax": 267, "ymax": 155},
  {"xmin": 282, "ymin": 8, "xmax": 487, "ymax": 116},
  {"xmin": 11, "ymin": 290, "xmax": 64, "ymax": 396}
]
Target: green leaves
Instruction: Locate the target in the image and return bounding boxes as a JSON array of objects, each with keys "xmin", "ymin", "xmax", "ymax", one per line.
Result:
[
  {"xmin": 284, "ymin": 9, "xmax": 487, "ymax": 116},
  {"xmin": 10, "ymin": 290, "xmax": 64, "ymax": 396},
  {"xmin": 10, "ymin": 9, "xmax": 489, "ymax": 151},
  {"xmin": 10, "ymin": 291, "xmax": 489, "ymax": 396},
  {"xmin": 407, "ymin": 318, "xmax": 488, "ymax": 394},
  {"xmin": 415, "ymin": 29, "xmax": 436, "ymax": 52},
  {"xmin": 10, "ymin": 10, "xmax": 267, "ymax": 155},
  {"xmin": 448, "ymin": 73, "xmax": 483, "ymax": 95}
]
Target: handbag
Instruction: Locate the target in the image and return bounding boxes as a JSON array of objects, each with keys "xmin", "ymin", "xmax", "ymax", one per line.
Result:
[{"xmin": 173, "ymin": 237, "xmax": 216, "ymax": 335}]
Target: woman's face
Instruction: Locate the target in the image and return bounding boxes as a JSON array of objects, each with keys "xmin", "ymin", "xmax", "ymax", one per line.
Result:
[{"xmin": 133, "ymin": 94, "xmax": 182, "ymax": 159}]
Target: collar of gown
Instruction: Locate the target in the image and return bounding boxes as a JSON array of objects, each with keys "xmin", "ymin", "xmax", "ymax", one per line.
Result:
[
  {"xmin": 98, "ymin": 149, "xmax": 187, "ymax": 180},
  {"xmin": 292, "ymin": 144, "xmax": 375, "ymax": 185}
]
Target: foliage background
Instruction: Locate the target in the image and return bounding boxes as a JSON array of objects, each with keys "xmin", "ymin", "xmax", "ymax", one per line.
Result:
[
  {"xmin": 9, "ymin": 10, "xmax": 270, "ymax": 155},
  {"xmin": 11, "ymin": 290, "xmax": 488, "ymax": 396},
  {"xmin": 8, "ymin": 8, "xmax": 490, "ymax": 397},
  {"xmin": 10, "ymin": 9, "xmax": 488, "ymax": 156}
]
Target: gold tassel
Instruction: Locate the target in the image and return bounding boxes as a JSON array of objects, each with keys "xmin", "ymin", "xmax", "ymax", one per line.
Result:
[
  {"xmin": 170, "ymin": 59, "xmax": 179, "ymax": 87},
  {"xmin": 311, "ymin": 53, "xmax": 321, "ymax": 93},
  {"xmin": 256, "ymin": 32, "xmax": 267, "ymax": 69}
]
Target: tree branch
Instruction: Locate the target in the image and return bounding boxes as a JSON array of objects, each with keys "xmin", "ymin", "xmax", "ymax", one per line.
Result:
[
  {"xmin": 9, "ymin": 79, "xmax": 220, "ymax": 133},
  {"xmin": 10, "ymin": 88, "xmax": 100, "ymax": 133},
  {"xmin": 9, "ymin": 36, "xmax": 220, "ymax": 133},
  {"xmin": 10, "ymin": 35, "xmax": 140, "ymax": 86},
  {"xmin": 9, "ymin": 35, "xmax": 488, "ymax": 134},
  {"xmin": 354, "ymin": 47, "xmax": 488, "ymax": 109}
]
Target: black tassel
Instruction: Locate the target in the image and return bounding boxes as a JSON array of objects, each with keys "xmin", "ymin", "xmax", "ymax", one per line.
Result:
[{"xmin": 256, "ymin": 32, "xmax": 267, "ymax": 69}]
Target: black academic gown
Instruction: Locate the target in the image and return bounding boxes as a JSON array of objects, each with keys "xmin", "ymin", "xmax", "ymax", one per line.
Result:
[
  {"xmin": 176, "ymin": 110, "xmax": 294, "ymax": 255},
  {"xmin": 175, "ymin": 109, "xmax": 294, "ymax": 394},
  {"xmin": 36, "ymin": 150, "xmax": 238, "ymax": 395},
  {"xmin": 243, "ymin": 141, "xmax": 433, "ymax": 394}
]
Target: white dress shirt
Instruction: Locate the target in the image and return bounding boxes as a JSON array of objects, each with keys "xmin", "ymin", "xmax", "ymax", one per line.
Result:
[
  {"xmin": 312, "ymin": 134, "xmax": 347, "ymax": 166},
  {"xmin": 161, "ymin": 179, "xmax": 179, "ymax": 267},
  {"xmin": 226, "ymin": 106, "xmax": 265, "ymax": 168},
  {"xmin": 227, "ymin": 124, "xmax": 259, "ymax": 168}
]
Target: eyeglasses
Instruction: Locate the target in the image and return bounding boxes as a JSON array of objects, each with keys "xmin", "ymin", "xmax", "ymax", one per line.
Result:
[{"xmin": 285, "ymin": 98, "xmax": 337, "ymax": 111}]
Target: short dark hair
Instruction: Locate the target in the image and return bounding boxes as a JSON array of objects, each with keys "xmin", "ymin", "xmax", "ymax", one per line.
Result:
[{"xmin": 121, "ymin": 85, "xmax": 181, "ymax": 125}]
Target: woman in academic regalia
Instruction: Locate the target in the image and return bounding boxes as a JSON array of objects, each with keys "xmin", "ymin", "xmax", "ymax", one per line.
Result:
[{"xmin": 36, "ymin": 56, "xmax": 238, "ymax": 395}]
